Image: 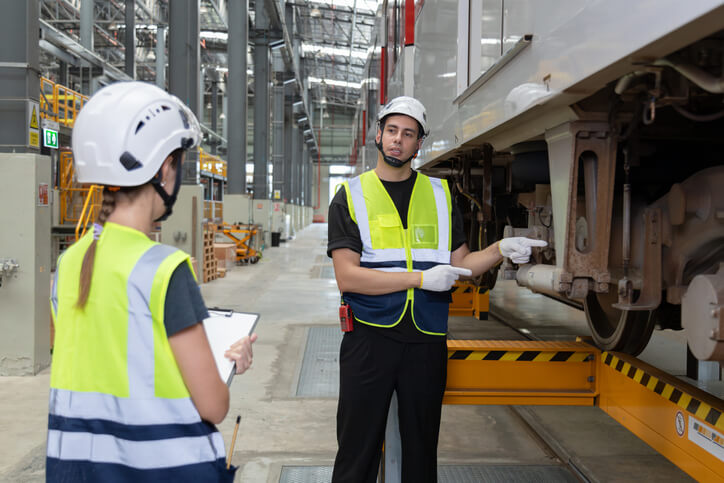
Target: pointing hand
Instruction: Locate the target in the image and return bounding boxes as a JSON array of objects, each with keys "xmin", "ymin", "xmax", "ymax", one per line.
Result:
[
  {"xmin": 498, "ymin": 237, "xmax": 548, "ymax": 264},
  {"xmin": 420, "ymin": 265, "xmax": 472, "ymax": 292}
]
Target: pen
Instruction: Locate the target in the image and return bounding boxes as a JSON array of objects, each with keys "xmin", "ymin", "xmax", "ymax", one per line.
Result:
[{"xmin": 226, "ymin": 415, "xmax": 241, "ymax": 469}]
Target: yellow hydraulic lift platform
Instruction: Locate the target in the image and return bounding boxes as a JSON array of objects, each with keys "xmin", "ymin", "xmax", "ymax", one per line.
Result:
[
  {"xmin": 214, "ymin": 222, "xmax": 262, "ymax": 264},
  {"xmin": 444, "ymin": 340, "xmax": 724, "ymax": 482},
  {"xmin": 449, "ymin": 280, "xmax": 489, "ymax": 320}
]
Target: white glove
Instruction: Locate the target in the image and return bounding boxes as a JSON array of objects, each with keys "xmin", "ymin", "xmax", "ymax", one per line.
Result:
[
  {"xmin": 420, "ymin": 265, "xmax": 472, "ymax": 292},
  {"xmin": 499, "ymin": 237, "xmax": 548, "ymax": 264}
]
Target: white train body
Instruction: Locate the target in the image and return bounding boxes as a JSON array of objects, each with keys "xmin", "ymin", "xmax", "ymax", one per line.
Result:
[{"xmin": 354, "ymin": 0, "xmax": 724, "ymax": 356}]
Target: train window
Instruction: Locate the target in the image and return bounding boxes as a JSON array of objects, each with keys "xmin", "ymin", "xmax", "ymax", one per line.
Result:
[
  {"xmin": 458, "ymin": 0, "xmax": 503, "ymax": 94},
  {"xmin": 478, "ymin": 1, "xmax": 503, "ymax": 77}
]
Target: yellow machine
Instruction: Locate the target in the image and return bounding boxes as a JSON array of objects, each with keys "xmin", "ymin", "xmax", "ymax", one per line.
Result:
[
  {"xmin": 449, "ymin": 280, "xmax": 489, "ymax": 320},
  {"xmin": 215, "ymin": 222, "xmax": 262, "ymax": 264},
  {"xmin": 443, "ymin": 339, "xmax": 724, "ymax": 482}
]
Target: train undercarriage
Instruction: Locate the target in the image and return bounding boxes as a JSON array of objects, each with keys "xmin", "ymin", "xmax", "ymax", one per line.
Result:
[{"xmin": 424, "ymin": 33, "xmax": 724, "ymax": 357}]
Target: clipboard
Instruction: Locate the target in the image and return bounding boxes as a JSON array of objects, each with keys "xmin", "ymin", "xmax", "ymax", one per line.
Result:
[{"xmin": 202, "ymin": 308, "xmax": 260, "ymax": 386}]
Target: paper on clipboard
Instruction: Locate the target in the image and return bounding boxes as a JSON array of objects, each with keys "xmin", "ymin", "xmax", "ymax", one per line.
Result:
[{"xmin": 202, "ymin": 309, "xmax": 259, "ymax": 386}]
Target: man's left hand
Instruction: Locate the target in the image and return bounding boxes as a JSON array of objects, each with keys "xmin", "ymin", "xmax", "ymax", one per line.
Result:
[{"xmin": 499, "ymin": 237, "xmax": 548, "ymax": 264}]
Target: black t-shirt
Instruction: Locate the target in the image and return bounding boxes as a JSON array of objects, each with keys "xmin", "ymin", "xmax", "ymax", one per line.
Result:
[
  {"xmin": 327, "ymin": 171, "xmax": 467, "ymax": 342},
  {"xmin": 163, "ymin": 262, "xmax": 210, "ymax": 337}
]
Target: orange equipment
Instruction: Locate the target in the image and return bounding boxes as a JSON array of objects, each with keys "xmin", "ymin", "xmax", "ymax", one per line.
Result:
[{"xmin": 215, "ymin": 222, "xmax": 262, "ymax": 264}]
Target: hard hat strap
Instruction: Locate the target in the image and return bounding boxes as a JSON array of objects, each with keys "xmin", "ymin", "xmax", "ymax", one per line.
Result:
[
  {"xmin": 150, "ymin": 155, "xmax": 183, "ymax": 222},
  {"xmin": 375, "ymin": 138, "xmax": 418, "ymax": 168}
]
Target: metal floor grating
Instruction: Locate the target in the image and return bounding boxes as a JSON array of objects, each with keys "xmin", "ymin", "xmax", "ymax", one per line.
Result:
[
  {"xmin": 438, "ymin": 464, "xmax": 577, "ymax": 482},
  {"xmin": 295, "ymin": 327, "xmax": 342, "ymax": 397},
  {"xmin": 280, "ymin": 465, "xmax": 576, "ymax": 482},
  {"xmin": 280, "ymin": 466, "xmax": 332, "ymax": 483}
]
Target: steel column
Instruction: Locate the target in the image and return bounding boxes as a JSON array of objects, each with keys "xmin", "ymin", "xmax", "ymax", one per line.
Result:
[
  {"xmin": 124, "ymin": 0, "xmax": 136, "ymax": 78},
  {"xmin": 169, "ymin": 0, "xmax": 200, "ymax": 116},
  {"xmin": 227, "ymin": 0, "xmax": 248, "ymax": 194},
  {"xmin": 301, "ymin": 145, "xmax": 309, "ymax": 206},
  {"xmin": 211, "ymin": 76, "xmax": 219, "ymax": 155},
  {"xmin": 271, "ymin": 52, "xmax": 285, "ymax": 201},
  {"xmin": 252, "ymin": 1, "xmax": 271, "ymax": 199},
  {"xmin": 0, "ymin": 1, "xmax": 40, "ymax": 152},
  {"xmin": 80, "ymin": 0, "xmax": 94, "ymax": 93},
  {"xmin": 291, "ymin": 127, "xmax": 301, "ymax": 204},
  {"xmin": 169, "ymin": 0, "xmax": 200, "ymax": 185},
  {"xmin": 155, "ymin": 25, "xmax": 166, "ymax": 88},
  {"xmin": 283, "ymin": 99, "xmax": 293, "ymax": 204}
]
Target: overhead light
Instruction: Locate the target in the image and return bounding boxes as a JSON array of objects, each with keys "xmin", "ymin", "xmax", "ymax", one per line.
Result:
[
  {"xmin": 307, "ymin": 0, "xmax": 379, "ymax": 14},
  {"xmin": 200, "ymin": 31, "xmax": 228, "ymax": 41},
  {"xmin": 308, "ymin": 76, "xmax": 361, "ymax": 90},
  {"xmin": 298, "ymin": 116, "xmax": 308, "ymax": 123},
  {"xmin": 310, "ymin": 7, "xmax": 322, "ymax": 17},
  {"xmin": 293, "ymin": 101, "xmax": 304, "ymax": 108},
  {"xmin": 301, "ymin": 43, "xmax": 367, "ymax": 60},
  {"xmin": 283, "ymin": 78, "xmax": 296, "ymax": 85}
]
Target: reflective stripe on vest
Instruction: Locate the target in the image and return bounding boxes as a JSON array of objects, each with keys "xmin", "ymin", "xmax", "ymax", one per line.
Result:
[
  {"xmin": 48, "ymin": 223, "xmax": 224, "ymax": 473},
  {"xmin": 47, "ymin": 430, "xmax": 225, "ymax": 470},
  {"xmin": 343, "ymin": 171, "xmax": 452, "ymax": 334},
  {"xmin": 50, "ymin": 254, "xmax": 60, "ymax": 320}
]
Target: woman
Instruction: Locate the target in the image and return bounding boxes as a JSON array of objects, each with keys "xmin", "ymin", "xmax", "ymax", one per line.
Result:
[{"xmin": 47, "ymin": 81, "xmax": 256, "ymax": 482}]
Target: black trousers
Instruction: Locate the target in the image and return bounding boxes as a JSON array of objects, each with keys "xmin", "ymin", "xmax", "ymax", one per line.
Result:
[{"xmin": 331, "ymin": 326, "xmax": 447, "ymax": 483}]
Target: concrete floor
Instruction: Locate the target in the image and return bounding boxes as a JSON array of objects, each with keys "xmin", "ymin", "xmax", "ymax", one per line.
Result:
[{"xmin": 0, "ymin": 223, "xmax": 695, "ymax": 481}]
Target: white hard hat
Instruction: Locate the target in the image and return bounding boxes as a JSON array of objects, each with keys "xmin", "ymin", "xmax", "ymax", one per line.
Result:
[
  {"xmin": 377, "ymin": 96, "xmax": 429, "ymax": 137},
  {"xmin": 72, "ymin": 81, "xmax": 201, "ymax": 187}
]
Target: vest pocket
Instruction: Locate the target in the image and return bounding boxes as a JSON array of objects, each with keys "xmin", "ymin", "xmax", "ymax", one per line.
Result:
[
  {"xmin": 410, "ymin": 224, "xmax": 438, "ymax": 248},
  {"xmin": 370, "ymin": 213, "xmax": 403, "ymax": 248}
]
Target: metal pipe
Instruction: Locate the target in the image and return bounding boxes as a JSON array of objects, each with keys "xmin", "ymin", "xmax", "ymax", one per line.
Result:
[
  {"xmin": 515, "ymin": 264, "xmax": 565, "ymax": 299},
  {"xmin": 654, "ymin": 58, "xmax": 724, "ymax": 94},
  {"xmin": 622, "ymin": 151, "xmax": 631, "ymax": 277},
  {"xmin": 614, "ymin": 71, "xmax": 648, "ymax": 95},
  {"xmin": 671, "ymin": 104, "xmax": 724, "ymax": 122}
]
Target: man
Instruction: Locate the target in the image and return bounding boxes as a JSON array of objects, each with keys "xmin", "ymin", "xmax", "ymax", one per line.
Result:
[{"xmin": 327, "ymin": 96, "xmax": 546, "ymax": 482}]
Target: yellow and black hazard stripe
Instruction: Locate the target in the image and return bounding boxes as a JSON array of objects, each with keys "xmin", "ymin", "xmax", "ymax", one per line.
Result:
[
  {"xmin": 450, "ymin": 285, "xmax": 475, "ymax": 294},
  {"xmin": 602, "ymin": 352, "xmax": 724, "ymax": 431},
  {"xmin": 448, "ymin": 349, "xmax": 593, "ymax": 363}
]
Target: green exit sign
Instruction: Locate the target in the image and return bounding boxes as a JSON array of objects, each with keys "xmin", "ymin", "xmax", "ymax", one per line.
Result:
[{"xmin": 43, "ymin": 129, "xmax": 58, "ymax": 149}]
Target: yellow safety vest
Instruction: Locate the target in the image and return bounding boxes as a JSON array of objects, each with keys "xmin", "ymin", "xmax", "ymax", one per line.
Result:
[
  {"xmin": 342, "ymin": 170, "xmax": 453, "ymax": 335},
  {"xmin": 48, "ymin": 222, "xmax": 229, "ymax": 481}
]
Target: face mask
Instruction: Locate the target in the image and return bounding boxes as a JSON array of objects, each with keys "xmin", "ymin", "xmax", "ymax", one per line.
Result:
[{"xmin": 375, "ymin": 138, "xmax": 418, "ymax": 168}]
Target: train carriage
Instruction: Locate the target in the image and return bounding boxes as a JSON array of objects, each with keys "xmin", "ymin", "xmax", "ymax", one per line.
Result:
[{"xmin": 352, "ymin": 0, "xmax": 724, "ymax": 358}]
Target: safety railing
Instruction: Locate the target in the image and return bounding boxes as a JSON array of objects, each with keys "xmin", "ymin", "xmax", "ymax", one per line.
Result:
[
  {"xmin": 40, "ymin": 76, "xmax": 88, "ymax": 127},
  {"xmin": 58, "ymin": 149, "xmax": 99, "ymax": 227},
  {"xmin": 75, "ymin": 185, "xmax": 103, "ymax": 241}
]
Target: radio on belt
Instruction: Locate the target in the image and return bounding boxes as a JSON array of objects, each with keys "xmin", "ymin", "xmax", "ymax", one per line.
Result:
[{"xmin": 339, "ymin": 302, "xmax": 354, "ymax": 332}]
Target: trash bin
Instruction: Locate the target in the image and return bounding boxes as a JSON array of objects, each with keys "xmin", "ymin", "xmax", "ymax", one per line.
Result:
[{"xmin": 271, "ymin": 232, "xmax": 281, "ymax": 247}]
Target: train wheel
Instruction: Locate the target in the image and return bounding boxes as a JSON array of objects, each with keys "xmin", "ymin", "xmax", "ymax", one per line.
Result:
[{"xmin": 583, "ymin": 288, "xmax": 655, "ymax": 355}]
